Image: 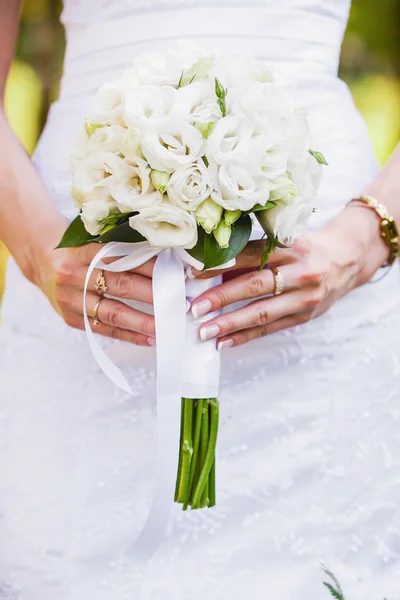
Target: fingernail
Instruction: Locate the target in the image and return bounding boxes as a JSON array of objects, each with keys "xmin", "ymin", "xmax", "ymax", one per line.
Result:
[
  {"xmin": 192, "ymin": 299, "xmax": 212, "ymax": 319},
  {"xmin": 200, "ymin": 324, "xmax": 220, "ymax": 341},
  {"xmin": 218, "ymin": 339, "xmax": 234, "ymax": 351},
  {"xmin": 186, "ymin": 299, "xmax": 191, "ymax": 313},
  {"xmin": 148, "ymin": 338, "xmax": 156, "ymax": 346}
]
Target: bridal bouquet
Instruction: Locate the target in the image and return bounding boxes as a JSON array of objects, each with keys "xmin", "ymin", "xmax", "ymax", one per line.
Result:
[{"xmin": 59, "ymin": 41, "xmax": 325, "ymax": 513}]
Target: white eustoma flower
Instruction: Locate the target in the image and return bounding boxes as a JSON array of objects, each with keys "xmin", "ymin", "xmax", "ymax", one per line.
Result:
[
  {"xmin": 86, "ymin": 82, "xmax": 123, "ymax": 127},
  {"xmin": 167, "ymin": 161, "xmax": 213, "ymax": 211},
  {"xmin": 109, "ymin": 156, "xmax": 162, "ymax": 212},
  {"xmin": 207, "ymin": 115, "xmax": 264, "ymax": 170},
  {"xmin": 72, "ymin": 152, "xmax": 119, "ymax": 198},
  {"xmin": 269, "ymin": 173, "xmax": 299, "ymax": 204},
  {"xmin": 195, "ymin": 198, "xmax": 223, "ymax": 233},
  {"xmin": 173, "ymin": 80, "xmax": 220, "ymax": 125},
  {"xmin": 211, "ymin": 53, "xmax": 274, "ymax": 90},
  {"xmin": 132, "ymin": 41, "xmax": 205, "ymax": 87},
  {"xmin": 120, "ymin": 128, "xmax": 143, "ymax": 158},
  {"xmin": 123, "ymin": 85, "xmax": 176, "ymax": 130},
  {"xmin": 261, "ymin": 140, "xmax": 289, "ymax": 180},
  {"xmin": 130, "ymin": 202, "xmax": 198, "ymax": 249},
  {"xmin": 81, "ymin": 197, "xmax": 118, "ymax": 236},
  {"xmin": 282, "ymin": 109, "xmax": 311, "ymax": 156},
  {"xmin": 238, "ymin": 82, "xmax": 294, "ymax": 126},
  {"xmin": 141, "ymin": 119, "xmax": 204, "ymax": 174},
  {"xmin": 211, "ymin": 163, "xmax": 270, "ymax": 212},
  {"xmin": 260, "ymin": 195, "xmax": 313, "ymax": 244},
  {"xmin": 87, "ymin": 124, "xmax": 126, "ymax": 154},
  {"xmin": 70, "ymin": 128, "xmax": 89, "ymax": 166},
  {"xmin": 289, "ymin": 152, "xmax": 323, "ymax": 198}
]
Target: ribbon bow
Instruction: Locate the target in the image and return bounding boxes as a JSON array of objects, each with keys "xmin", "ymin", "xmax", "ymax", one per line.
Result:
[{"xmin": 83, "ymin": 241, "xmax": 231, "ymax": 562}]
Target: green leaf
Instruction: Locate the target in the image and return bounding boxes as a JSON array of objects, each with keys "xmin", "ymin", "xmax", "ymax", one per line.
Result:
[
  {"xmin": 309, "ymin": 149, "xmax": 328, "ymax": 165},
  {"xmin": 95, "ymin": 221, "xmax": 146, "ymax": 244},
  {"xmin": 323, "ymin": 582, "xmax": 344, "ymax": 600},
  {"xmin": 187, "ymin": 227, "xmax": 206, "ymax": 263},
  {"xmin": 202, "ymin": 155, "xmax": 209, "ymax": 168},
  {"xmin": 56, "ymin": 215, "xmax": 97, "ymax": 248},
  {"xmin": 215, "ymin": 78, "xmax": 227, "ymax": 117},
  {"xmin": 259, "ymin": 236, "xmax": 277, "ymax": 270},
  {"xmin": 248, "ymin": 201, "xmax": 276, "ymax": 214},
  {"xmin": 203, "ymin": 215, "xmax": 251, "ymax": 269}
]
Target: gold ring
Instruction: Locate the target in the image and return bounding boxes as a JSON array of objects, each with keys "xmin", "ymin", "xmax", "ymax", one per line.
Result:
[
  {"xmin": 272, "ymin": 267, "xmax": 285, "ymax": 296},
  {"xmin": 94, "ymin": 269, "xmax": 107, "ymax": 296},
  {"xmin": 92, "ymin": 298, "xmax": 103, "ymax": 326}
]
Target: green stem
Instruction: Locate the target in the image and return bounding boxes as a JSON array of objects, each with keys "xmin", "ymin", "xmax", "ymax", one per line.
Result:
[
  {"xmin": 200, "ymin": 400, "xmax": 209, "ymax": 507},
  {"xmin": 174, "ymin": 398, "xmax": 185, "ymax": 502},
  {"xmin": 183, "ymin": 399, "xmax": 203, "ymax": 510},
  {"xmin": 192, "ymin": 399, "xmax": 219, "ymax": 509},
  {"xmin": 209, "ymin": 457, "xmax": 216, "ymax": 507},
  {"xmin": 176, "ymin": 399, "xmax": 194, "ymax": 503}
]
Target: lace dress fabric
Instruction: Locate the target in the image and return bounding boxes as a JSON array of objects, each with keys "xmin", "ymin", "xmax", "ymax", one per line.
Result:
[{"xmin": 1, "ymin": 1, "xmax": 400, "ymax": 599}]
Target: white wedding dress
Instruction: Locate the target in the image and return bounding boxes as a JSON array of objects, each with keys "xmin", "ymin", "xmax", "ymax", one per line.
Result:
[{"xmin": 1, "ymin": 1, "xmax": 400, "ymax": 599}]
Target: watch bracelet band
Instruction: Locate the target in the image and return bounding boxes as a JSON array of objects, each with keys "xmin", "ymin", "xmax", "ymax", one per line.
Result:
[{"xmin": 350, "ymin": 195, "xmax": 400, "ymax": 268}]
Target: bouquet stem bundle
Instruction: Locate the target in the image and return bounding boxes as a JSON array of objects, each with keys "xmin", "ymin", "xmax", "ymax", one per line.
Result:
[{"xmin": 175, "ymin": 398, "xmax": 219, "ymax": 509}]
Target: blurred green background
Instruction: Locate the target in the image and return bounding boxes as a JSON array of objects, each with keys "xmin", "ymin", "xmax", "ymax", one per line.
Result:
[{"xmin": 0, "ymin": 0, "xmax": 399, "ymax": 299}]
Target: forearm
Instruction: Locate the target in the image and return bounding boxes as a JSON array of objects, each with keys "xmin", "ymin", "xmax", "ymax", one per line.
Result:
[
  {"xmin": 325, "ymin": 144, "xmax": 399, "ymax": 285},
  {"xmin": 0, "ymin": 108, "xmax": 67, "ymax": 283}
]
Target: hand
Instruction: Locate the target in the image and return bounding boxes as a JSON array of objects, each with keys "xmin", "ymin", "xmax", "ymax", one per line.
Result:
[
  {"xmin": 35, "ymin": 239, "xmax": 156, "ymax": 347},
  {"xmin": 190, "ymin": 205, "xmax": 388, "ymax": 349}
]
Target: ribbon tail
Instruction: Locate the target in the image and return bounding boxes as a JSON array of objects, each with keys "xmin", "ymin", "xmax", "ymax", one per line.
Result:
[{"xmin": 128, "ymin": 249, "xmax": 186, "ymax": 563}]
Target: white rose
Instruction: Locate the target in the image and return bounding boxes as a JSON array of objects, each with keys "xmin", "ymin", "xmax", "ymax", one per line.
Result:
[
  {"xmin": 173, "ymin": 80, "xmax": 220, "ymax": 125},
  {"xmin": 141, "ymin": 119, "xmax": 204, "ymax": 174},
  {"xmin": 81, "ymin": 197, "xmax": 118, "ymax": 236},
  {"xmin": 132, "ymin": 41, "xmax": 204, "ymax": 87},
  {"xmin": 72, "ymin": 152, "xmax": 119, "ymax": 198},
  {"xmin": 87, "ymin": 124, "xmax": 126, "ymax": 154},
  {"xmin": 206, "ymin": 115, "xmax": 264, "ymax": 170},
  {"xmin": 130, "ymin": 202, "xmax": 198, "ymax": 249},
  {"xmin": 109, "ymin": 156, "xmax": 162, "ymax": 212},
  {"xmin": 86, "ymin": 82, "xmax": 123, "ymax": 127},
  {"xmin": 167, "ymin": 161, "xmax": 213, "ymax": 211},
  {"xmin": 261, "ymin": 196, "xmax": 313, "ymax": 244},
  {"xmin": 123, "ymin": 85, "xmax": 176, "ymax": 130},
  {"xmin": 211, "ymin": 163, "xmax": 270, "ymax": 211}
]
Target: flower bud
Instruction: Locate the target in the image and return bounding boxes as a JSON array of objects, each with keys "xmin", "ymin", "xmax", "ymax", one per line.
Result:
[
  {"xmin": 213, "ymin": 220, "xmax": 232, "ymax": 249},
  {"xmin": 151, "ymin": 170, "xmax": 170, "ymax": 193},
  {"xmin": 195, "ymin": 197, "xmax": 223, "ymax": 234},
  {"xmin": 194, "ymin": 121, "xmax": 216, "ymax": 139},
  {"xmin": 84, "ymin": 120, "xmax": 102, "ymax": 136},
  {"xmin": 224, "ymin": 209, "xmax": 241, "ymax": 226}
]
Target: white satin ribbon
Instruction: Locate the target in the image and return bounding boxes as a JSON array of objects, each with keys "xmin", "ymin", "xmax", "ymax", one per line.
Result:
[{"xmin": 83, "ymin": 241, "xmax": 232, "ymax": 562}]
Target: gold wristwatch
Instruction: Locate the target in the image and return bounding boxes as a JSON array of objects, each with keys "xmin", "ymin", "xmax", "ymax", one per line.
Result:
[{"xmin": 351, "ymin": 195, "xmax": 399, "ymax": 267}]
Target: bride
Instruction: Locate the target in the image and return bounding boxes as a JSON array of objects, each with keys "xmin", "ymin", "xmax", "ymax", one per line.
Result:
[{"xmin": 1, "ymin": 1, "xmax": 399, "ymax": 598}]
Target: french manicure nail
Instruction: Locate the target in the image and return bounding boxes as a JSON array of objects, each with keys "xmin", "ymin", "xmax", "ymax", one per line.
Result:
[
  {"xmin": 217, "ymin": 339, "xmax": 234, "ymax": 351},
  {"xmin": 192, "ymin": 299, "xmax": 212, "ymax": 319},
  {"xmin": 186, "ymin": 266, "xmax": 196, "ymax": 279},
  {"xmin": 148, "ymin": 338, "xmax": 156, "ymax": 346},
  {"xmin": 200, "ymin": 324, "xmax": 220, "ymax": 341},
  {"xmin": 186, "ymin": 299, "xmax": 191, "ymax": 313}
]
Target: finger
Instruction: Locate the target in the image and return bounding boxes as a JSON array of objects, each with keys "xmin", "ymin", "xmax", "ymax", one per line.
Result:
[
  {"xmin": 84, "ymin": 292, "xmax": 156, "ymax": 338},
  {"xmin": 62, "ymin": 311, "xmax": 154, "ymax": 346},
  {"xmin": 191, "ymin": 263, "xmax": 300, "ymax": 318},
  {"xmin": 217, "ymin": 310, "xmax": 313, "ymax": 349},
  {"xmin": 72, "ymin": 243, "xmax": 156, "ymax": 277},
  {"xmin": 190, "ymin": 238, "xmax": 311, "ymax": 279},
  {"xmin": 197, "ymin": 290, "xmax": 306, "ymax": 341}
]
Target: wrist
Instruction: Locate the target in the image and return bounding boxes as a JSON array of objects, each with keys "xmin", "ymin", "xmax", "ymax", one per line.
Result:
[{"xmin": 327, "ymin": 203, "xmax": 389, "ymax": 286}]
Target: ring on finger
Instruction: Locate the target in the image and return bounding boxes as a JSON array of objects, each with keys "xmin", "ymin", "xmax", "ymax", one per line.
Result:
[
  {"xmin": 272, "ymin": 267, "xmax": 285, "ymax": 296},
  {"xmin": 92, "ymin": 298, "xmax": 103, "ymax": 326},
  {"xmin": 95, "ymin": 269, "xmax": 108, "ymax": 296}
]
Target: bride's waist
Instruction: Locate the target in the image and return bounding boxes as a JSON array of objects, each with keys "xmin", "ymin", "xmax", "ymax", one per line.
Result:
[{"xmin": 60, "ymin": 7, "xmax": 345, "ymax": 101}]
